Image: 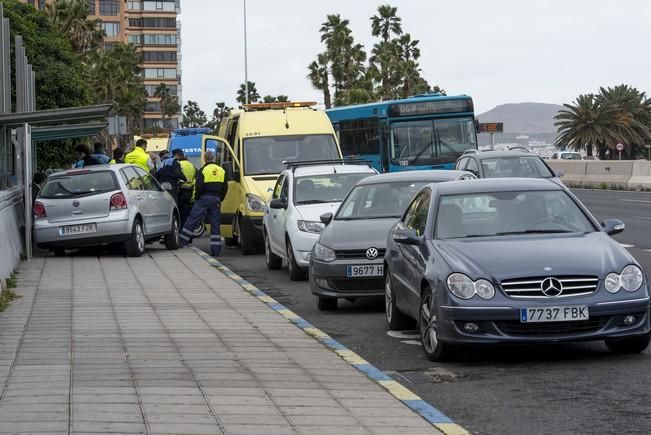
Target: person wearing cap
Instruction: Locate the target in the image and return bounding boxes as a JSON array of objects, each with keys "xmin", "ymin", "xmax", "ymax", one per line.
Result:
[
  {"xmin": 179, "ymin": 151, "xmax": 228, "ymax": 257},
  {"xmin": 178, "ymin": 151, "xmax": 197, "ymax": 228},
  {"xmin": 156, "ymin": 148, "xmax": 186, "ymax": 204},
  {"xmin": 124, "ymin": 139, "xmax": 154, "ymax": 173}
]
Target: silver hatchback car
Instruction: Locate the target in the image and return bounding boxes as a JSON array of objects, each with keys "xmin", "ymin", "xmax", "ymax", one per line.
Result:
[{"xmin": 34, "ymin": 164, "xmax": 179, "ymax": 256}]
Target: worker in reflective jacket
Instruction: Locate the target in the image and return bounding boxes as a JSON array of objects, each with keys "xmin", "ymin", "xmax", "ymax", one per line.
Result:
[{"xmin": 179, "ymin": 151, "xmax": 228, "ymax": 256}]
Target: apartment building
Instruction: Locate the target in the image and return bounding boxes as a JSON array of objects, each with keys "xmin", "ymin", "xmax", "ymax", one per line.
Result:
[{"xmin": 22, "ymin": 0, "xmax": 182, "ymax": 131}]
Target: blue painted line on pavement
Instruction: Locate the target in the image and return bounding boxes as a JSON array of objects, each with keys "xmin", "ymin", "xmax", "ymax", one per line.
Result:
[{"xmin": 191, "ymin": 247, "xmax": 468, "ymax": 435}]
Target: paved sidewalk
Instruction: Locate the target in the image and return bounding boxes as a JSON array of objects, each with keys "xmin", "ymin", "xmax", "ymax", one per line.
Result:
[{"xmin": 0, "ymin": 249, "xmax": 444, "ymax": 435}]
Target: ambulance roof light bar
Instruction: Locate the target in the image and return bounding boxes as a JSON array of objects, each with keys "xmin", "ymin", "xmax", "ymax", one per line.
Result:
[{"xmin": 243, "ymin": 101, "xmax": 317, "ymax": 111}]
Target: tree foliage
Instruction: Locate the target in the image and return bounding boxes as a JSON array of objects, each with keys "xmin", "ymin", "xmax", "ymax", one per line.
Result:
[
  {"xmin": 236, "ymin": 81, "xmax": 260, "ymax": 105},
  {"xmin": 182, "ymin": 101, "xmax": 208, "ymax": 128},
  {"xmin": 155, "ymin": 83, "xmax": 180, "ymax": 130},
  {"xmin": 555, "ymin": 85, "xmax": 651, "ymax": 159},
  {"xmin": 45, "ymin": 0, "xmax": 104, "ymax": 54}
]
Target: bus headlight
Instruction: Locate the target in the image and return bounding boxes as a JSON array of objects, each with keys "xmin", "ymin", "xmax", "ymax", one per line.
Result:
[{"xmin": 246, "ymin": 194, "xmax": 265, "ymax": 212}]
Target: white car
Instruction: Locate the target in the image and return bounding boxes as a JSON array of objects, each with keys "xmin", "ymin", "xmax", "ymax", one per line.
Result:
[{"xmin": 263, "ymin": 162, "xmax": 377, "ymax": 280}]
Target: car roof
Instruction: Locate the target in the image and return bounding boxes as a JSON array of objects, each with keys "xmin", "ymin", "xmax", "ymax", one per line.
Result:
[
  {"xmin": 48, "ymin": 164, "xmax": 131, "ymax": 177},
  {"xmin": 433, "ymin": 177, "xmax": 563, "ymax": 195},
  {"xmin": 469, "ymin": 150, "xmax": 542, "ymax": 160},
  {"xmin": 290, "ymin": 164, "xmax": 376, "ymax": 177},
  {"xmin": 357, "ymin": 170, "xmax": 471, "ymax": 185}
]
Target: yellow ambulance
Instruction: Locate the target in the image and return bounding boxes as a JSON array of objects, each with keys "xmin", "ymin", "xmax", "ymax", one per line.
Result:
[{"xmin": 207, "ymin": 101, "xmax": 343, "ymax": 254}]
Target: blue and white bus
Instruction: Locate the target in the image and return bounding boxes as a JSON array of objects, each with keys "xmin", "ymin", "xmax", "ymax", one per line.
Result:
[{"xmin": 326, "ymin": 94, "xmax": 477, "ymax": 172}]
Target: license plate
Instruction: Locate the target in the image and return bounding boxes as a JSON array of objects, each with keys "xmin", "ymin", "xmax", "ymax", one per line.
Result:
[
  {"xmin": 346, "ymin": 264, "xmax": 384, "ymax": 278},
  {"xmin": 520, "ymin": 306, "xmax": 589, "ymax": 323},
  {"xmin": 60, "ymin": 223, "xmax": 97, "ymax": 236}
]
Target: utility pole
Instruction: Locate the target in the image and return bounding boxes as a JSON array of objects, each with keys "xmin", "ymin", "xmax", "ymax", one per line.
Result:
[{"xmin": 243, "ymin": 0, "xmax": 249, "ymax": 105}]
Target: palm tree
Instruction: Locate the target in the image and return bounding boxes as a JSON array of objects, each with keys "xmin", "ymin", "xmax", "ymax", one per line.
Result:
[
  {"xmin": 155, "ymin": 83, "xmax": 180, "ymax": 130},
  {"xmin": 236, "ymin": 81, "xmax": 260, "ymax": 105},
  {"xmin": 308, "ymin": 52, "xmax": 332, "ymax": 109},
  {"xmin": 45, "ymin": 0, "xmax": 103, "ymax": 53},
  {"xmin": 370, "ymin": 5, "xmax": 403, "ymax": 43}
]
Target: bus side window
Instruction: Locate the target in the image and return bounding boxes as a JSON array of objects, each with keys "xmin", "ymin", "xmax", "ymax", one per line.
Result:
[
  {"xmin": 338, "ymin": 119, "xmax": 379, "ymax": 157},
  {"xmin": 226, "ymin": 119, "xmax": 240, "ymax": 159}
]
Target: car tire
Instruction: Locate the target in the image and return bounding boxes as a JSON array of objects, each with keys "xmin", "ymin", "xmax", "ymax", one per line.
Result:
[
  {"xmin": 264, "ymin": 230, "xmax": 282, "ymax": 270},
  {"xmin": 316, "ymin": 295, "xmax": 337, "ymax": 311},
  {"xmin": 287, "ymin": 239, "xmax": 307, "ymax": 281},
  {"xmin": 192, "ymin": 217, "xmax": 205, "ymax": 238},
  {"xmin": 164, "ymin": 214, "xmax": 180, "ymax": 250},
  {"xmin": 125, "ymin": 219, "xmax": 146, "ymax": 258},
  {"xmin": 53, "ymin": 248, "xmax": 66, "ymax": 257},
  {"xmin": 385, "ymin": 272, "xmax": 414, "ymax": 331},
  {"xmin": 419, "ymin": 288, "xmax": 453, "ymax": 362},
  {"xmin": 605, "ymin": 333, "xmax": 651, "ymax": 354},
  {"xmin": 239, "ymin": 216, "xmax": 258, "ymax": 255}
]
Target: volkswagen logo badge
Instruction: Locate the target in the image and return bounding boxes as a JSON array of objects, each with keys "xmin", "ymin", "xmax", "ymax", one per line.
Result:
[
  {"xmin": 365, "ymin": 247, "xmax": 379, "ymax": 260},
  {"xmin": 541, "ymin": 277, "xmax": 563, "ymax": 297},
  {"xmin": 72, "ymin": 200, "xmax": 80, "ymax": 208}
]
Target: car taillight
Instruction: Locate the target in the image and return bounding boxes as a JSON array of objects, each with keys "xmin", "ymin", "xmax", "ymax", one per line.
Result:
[
  {"xmin": 110, "ymin": 192, "xmax": 127, "ymax": 210},
  {"xmin": 33, "ymin": 201, "xmax": 46, "ymax": 219}
]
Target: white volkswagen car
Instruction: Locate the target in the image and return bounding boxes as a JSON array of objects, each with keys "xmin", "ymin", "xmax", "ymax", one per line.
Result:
[{"xmin": 263, "ymin": 162, "xmax": 377, "ymax": 280}]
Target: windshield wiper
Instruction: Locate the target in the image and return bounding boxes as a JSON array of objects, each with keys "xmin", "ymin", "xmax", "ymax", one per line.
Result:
[
  {"xmin": 296, "ymin": 199, "xmax": 332, "ymax": 205},
  {"xmin": 495, "ymin": 229, "xmax": 575, "ymax": 235}
]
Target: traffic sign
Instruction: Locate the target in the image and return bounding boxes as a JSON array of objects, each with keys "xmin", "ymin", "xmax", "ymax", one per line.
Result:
[
  {"xmin": 478, "ymin": 122, "xmax": 504, "ymax": 133},
  {"xmin": 616, "ymin": 143, "xmax": 624, "ymax": 151}
]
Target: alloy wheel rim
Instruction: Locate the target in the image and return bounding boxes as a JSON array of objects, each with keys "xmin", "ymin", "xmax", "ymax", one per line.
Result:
[
  {"xmin": 265, "ymin": 236, "xmax": 271, "ymax": 264},
  {"xmin": 287, "ymin": 243, "xmax": 293, "ymax": 273},
  {"xmin": 173, "ymin": 219, "xmax": 179, "ymax": 242},
  {"xmin": 136, "ymin": 224, "xmax": 144, "ymax": 252},
  {"xmin": 385, "ymin": 278, "xmax": 393, "ymax": 323},
  {"xmin": 420, "ymin": 294, "xmax": 437, "ymax": 353}
]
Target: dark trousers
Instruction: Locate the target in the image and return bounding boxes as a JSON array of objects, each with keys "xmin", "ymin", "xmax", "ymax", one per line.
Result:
[
  {"xmin": 180, "ymin": 194, "xmax": 221, "ymax": 256},
  {"xmin": 178, "ymin": 188, "xmax": 194, "ymax": 228}
]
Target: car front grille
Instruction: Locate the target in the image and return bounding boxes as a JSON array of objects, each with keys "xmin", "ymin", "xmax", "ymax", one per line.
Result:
[
  {"xmin": 501, "ymin": 276, "xmax": 599, "ymax": 298},
  {"xmin": 329, "ymin": 278, "xmax": 384, "ymax": 293},
  {"xmin": 496, "ymin": 316, "xmax": 608, "ymax": 336},
  {"xmin": 335, "ymin": 249, "xmax": 386, "ymax": 259}
]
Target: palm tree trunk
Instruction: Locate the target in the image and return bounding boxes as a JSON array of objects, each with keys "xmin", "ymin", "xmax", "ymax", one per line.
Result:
[{"xmin": 586, "ymin": 144, "xmax": 593, "ymax": 157}]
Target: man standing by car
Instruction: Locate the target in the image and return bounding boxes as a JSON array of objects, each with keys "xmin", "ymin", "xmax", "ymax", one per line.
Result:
[
  {"xmin": 179, "ymin": 151, "xmax": 228, "ymax": 257},
  {"xmin": 74, "ymin": 144, "xmax": 101, "ymax": 168},
  {"xmin": 91, "ymin": 142, "xmax": 110, "ymax": 164},
  {"xmin": 178, "ymin": 152, "xmax": 197, "ymax": 228},
  {"xmin": 124, "ymin": 139, "xmax": 154, "ymax": 174},
  {"xmin": 156, "ymin": 149, "xmax": 186, "ymax": 204}
]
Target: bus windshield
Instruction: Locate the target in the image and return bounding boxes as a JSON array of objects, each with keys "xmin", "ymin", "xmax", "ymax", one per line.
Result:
[
  {"xmin": 390, "ymin": 117, "xmax": 476, "ymax": 166},
  {"xmin": 243, "ymin": 134, "xmax": 340, "ymax": 175}
]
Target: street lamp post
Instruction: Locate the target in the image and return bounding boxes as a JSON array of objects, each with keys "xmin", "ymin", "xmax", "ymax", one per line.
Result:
[{"xmin": 243, "ymin": 0, "xmax": 249, "ymax": 105}]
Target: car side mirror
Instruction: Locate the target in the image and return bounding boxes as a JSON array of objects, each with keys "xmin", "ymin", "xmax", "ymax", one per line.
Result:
[
  {"xmin": 320, "ymin": 212, "xmax": 333, "ymax": 225},
  {"xmin": 392, "ymin": 228, "xmax": 423, "ymax": 246},
  {"xmin": 555, "ymin": 169, "xmax": 565, "ymax": 177},
  {"xmin": 270, "ymin": 198, "xmax": 287, "ymax": 210},
  {"xmin": 602, "ymin": 219, "xmax": 625, "ymax": 236}
]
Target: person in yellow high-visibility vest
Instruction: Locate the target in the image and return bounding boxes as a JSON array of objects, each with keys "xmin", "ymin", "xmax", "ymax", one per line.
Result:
[
  {"xmin": 124, "ymin": 139, "xmax": 154, "ymax": 173},
  {"xmin": 179, "ymin": 151, "xmax": 228, "ymax": 256},
  {"xmin": 178, "ymin": 153, "xmax": 197, "ymax": 228}
]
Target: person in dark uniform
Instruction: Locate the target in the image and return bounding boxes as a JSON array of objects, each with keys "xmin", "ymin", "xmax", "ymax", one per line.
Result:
[
  {"xmin": 156, "ymin": 149, "xmax": 186, "ymax": 204},
  {"xmin": 179, "ymin": 151, "xmax": 228, "ymax": 256},
  {"xmin": 74, "ymin": 144, "xmax": 101, "ymax": 168}
]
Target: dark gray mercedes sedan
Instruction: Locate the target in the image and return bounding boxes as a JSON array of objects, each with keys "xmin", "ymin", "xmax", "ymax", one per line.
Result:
[
  {"xmin": 385, "ymin": 178, "xmax": 650, "ymax": 361},
  {"xmin": 309, "ymin": 170, "xmax": 475, "ymax": 311}
]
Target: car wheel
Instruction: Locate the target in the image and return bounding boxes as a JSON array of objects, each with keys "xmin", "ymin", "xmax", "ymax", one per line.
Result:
[
  {"xmin": 52, "ymin": 248, "xmax": 66, "ymax": 257},
  {"xmin": 239, "ymin": 216, "xmax": 258, "ymax": 255},
  {"xmin": 419, "ymin": 288, "xmax": 452, "ymax": 362},
  {"xmin": 164, "ymin": 214, "xmax": 180, "ymax": 250},
  {"xmin": 264, "ymin": 230, "xmax": 282, "ymax": 270},
  {"xmin": 192, "ymin": 217, "xmax": 205, "ymax": 238},
  {"xmin": 605, "ymin": 333, "xmax": 651, "ymax": 354},
  {"xmin": 385, "ymin": 272, "xmax": 414, "ymax": 331},
  {"xmin": 315, "ymin": 295, "xmax": 337, "ymax": 311},
  {"xmin": 125, "ymin": 219, "xmax": 145, "ymax": 257},
  {"xmin": 287, "ymin": 239, "xmax": 307, "ymax": 281}
]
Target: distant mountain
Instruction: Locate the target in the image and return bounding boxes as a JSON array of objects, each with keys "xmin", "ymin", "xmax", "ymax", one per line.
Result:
[{"xmin": 478, "ymin": 102, "xmax": 564, "ymax": 135}]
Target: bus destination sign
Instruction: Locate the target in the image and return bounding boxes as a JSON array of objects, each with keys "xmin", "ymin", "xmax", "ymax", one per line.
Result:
[
  {"xmin": 477, "ymin": 122, "xmax": 504, "ymax": 133},
  {"xmin": 388, "ymin": 99, "xmax": 474, "ymax": 117}
]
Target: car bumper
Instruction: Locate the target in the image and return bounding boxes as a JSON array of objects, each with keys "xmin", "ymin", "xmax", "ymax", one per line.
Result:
[
  {"xmin": 288, "ymin": 230, "xmax": 320, "ymax": 268},
  {"xmin": 437, "ymin": 297, "xmax": 651, "ymax": 344},
  {"xmin": 310, "ymin": 258, "xmax": 385, "ymax": 298},
  {"xmin": 34, "ymin": 215, "xmax": 132, "ymax": 249}
]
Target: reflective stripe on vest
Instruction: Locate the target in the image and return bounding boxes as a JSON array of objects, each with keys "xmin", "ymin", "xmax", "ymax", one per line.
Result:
[
  {"xmin": 202, "ymin": 163, "xmax": 225, "ymax": 183},
  {"xmin": 124, "ymin": 147, "xmax": 149, "ymax": 172}
]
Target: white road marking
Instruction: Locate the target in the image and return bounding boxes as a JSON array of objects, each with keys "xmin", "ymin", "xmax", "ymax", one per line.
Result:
[
  {"xmin": 619, "ymin": 199, "xmax": 651, "ymax": 204},
  {"xmin": 632, "ymin": 216, "xmax": 651, "ymax": 220},
  {"xmin": 620, "ymin": 243, "xmax": 635, "ymax": 248},
  {"xmin": 401, "ymin": 340, "xmax": 422, "ymax": 346},
  {"xmin": 387, "ymin": 330, "xmax": 419, "ymax": 340}
]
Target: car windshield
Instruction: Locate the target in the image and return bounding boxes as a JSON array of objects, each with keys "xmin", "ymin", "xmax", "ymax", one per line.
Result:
[
  {"xmin": 390, "ymin": 117, "xmax": 476, "ymax": 166},
  {"xmin": 435, "ymin": 190, "xmax": 595, "ymax": 240},
  {"xmin": 294, "ymin": 173, "xmax": 371, "ymax": 205},
  {"xmin": 561, "ymin": 153, "xmax": 582, "ymax": 160},
  {"xmin": 480, "ymin": 156, "xmax": 554, "ymax": 178},
  {"xmin": 244, "ymin": 134, "xmax": 340, "ymax": 175},
  {"xmin": 40, "ymin": 171, "xmax": 119, "ymax": 198},
  {"xmin": 336, "ymin": 181, "xmax": 427, "ymax": 220}
]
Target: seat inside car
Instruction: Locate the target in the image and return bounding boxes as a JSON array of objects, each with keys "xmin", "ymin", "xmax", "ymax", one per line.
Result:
[{"xmin": 436, "ymin": 203, "xmax": 464, "ymax": 239}]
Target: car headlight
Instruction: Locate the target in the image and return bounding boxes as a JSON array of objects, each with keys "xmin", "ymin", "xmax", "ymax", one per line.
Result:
[
  {"xmin": 246, "ymin": 194, "xmax": 265, "ymax": 212},
  {"xmin": 447, "ymin": 274, "xmax": 495, "ymax": 300},
  {"xmin": 298, "ymin": 220, "xmax": 325, "ymax": 234},
  {"xmin": 605, "ymin": 273, "xmax": 621, "ymax": 293},
  {"xmin": 312, "ymin": 242, "xmax": 336, "ymax": 262},
  {"xmin": 447, "ymin": 273, "xmax": 476, "ymax": 299},
  {"xmin": 621, "ymin": 265, "xmax": 643, "ymax": 292}
]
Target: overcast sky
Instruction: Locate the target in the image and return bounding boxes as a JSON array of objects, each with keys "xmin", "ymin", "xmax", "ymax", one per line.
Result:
[{"xmin": 180, "ymin": 1, "xmax": 651, "ymax": 115}]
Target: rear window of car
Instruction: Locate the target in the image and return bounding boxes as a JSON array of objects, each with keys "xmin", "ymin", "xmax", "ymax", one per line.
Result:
[
  {"xmin": 481, "ymin": 156, "xmax": 554, "ymax": 179},
  {"xmin": 40, "ymin": 171, "xmax": 120, "ymax": 198}
]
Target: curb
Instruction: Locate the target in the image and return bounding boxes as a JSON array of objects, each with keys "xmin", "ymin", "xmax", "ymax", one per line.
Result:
[{"xmin": 192, "ymin": 248, "xmax": 470, "ymax": 435}]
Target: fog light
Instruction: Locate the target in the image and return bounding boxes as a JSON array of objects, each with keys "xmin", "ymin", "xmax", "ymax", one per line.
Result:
[
  {"xmin": 315, "ymin": 278, "xmax": 331, "ymax": 290},
  {"xmin": 463, "ymin": 322, "xmax": 479, "ymax": 333},
  {"xmin": 624, "ymin": 315, "xmax": 636, "ymax": 325}
]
